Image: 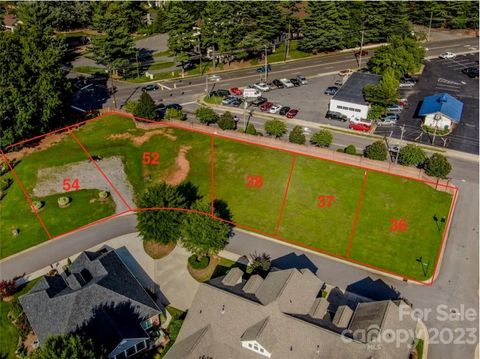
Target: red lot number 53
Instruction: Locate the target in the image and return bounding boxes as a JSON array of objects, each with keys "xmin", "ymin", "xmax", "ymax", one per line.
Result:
[
  {"xmin": 63, "ymin": 178, "xmax": 80, "ymax": 191},
  {"xmin": 143, "ymin": 152, "xmax": 159, "ymax": 165},
  {"xmin": 317, "ymin": 195, "xmax": 334, "ymax": 208}
]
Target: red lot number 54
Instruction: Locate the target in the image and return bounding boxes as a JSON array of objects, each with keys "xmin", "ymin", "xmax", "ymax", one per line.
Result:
[
  {"xmin": 317, "ymin": 195, "xmax": 334, "ymax": 208},
  {"xmin": 63, "ymin": 178, "xmax": 80, "ymax": 191}
]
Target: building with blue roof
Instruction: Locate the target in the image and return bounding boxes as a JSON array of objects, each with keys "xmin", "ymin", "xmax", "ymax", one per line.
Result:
[{"xmin": 418, "ymin": 93, "xmax": 463, "ymax": 130}]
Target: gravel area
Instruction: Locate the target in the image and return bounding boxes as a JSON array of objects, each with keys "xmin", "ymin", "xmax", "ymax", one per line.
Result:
[{"xmin": 33, "ymin": 157, "xmax": 135, "ymax": 212}]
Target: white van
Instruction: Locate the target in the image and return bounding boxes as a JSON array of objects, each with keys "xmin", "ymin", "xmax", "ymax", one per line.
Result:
[{"xmin": 243, "ymin": 88, "xmax": 261, "ymax": 98}]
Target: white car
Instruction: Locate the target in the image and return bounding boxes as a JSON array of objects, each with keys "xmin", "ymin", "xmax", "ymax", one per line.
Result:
[
  {"xmin": 208, "ymin": 75, "xmax": 222, "ymax": 82},
  {"xmin": 399, "ymin": 81, "xmax": 415, "ymax": 88},
  {"xmin": 253, "ymin": 82, "xmax": 270, "ymax": 92},
  {"xmin": 280, "ymin": 78, "xmax": 294, "ymax": 88},
  {"xmin": 439, "ymin": 52, "xmax": 456, "ymax": 59},
  {"xmin": 268, "ymin": 104, "xmax": 282, "ymax": 114}
]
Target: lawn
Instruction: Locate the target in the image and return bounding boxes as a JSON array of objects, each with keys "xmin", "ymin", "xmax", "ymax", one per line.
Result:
[
  {"xmin": 267, "ymin": 40, "xmax": 311, "ymax": 63},
  {"xmin": 0, "ymin": 279, "xmax": 39, "ymax": 358},
  {"xmin": 72, "ymin": 66, "xmax": 107, "ymax": 76},
  {"xmin": 1, "ymin": 114, "xmax": 454, "ymax": 281},
  {"xmin": 147, "ymin": 61, "xmax": 175, "ymax": 71}
]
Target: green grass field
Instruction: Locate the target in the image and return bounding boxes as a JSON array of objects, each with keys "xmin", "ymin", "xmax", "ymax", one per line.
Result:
[{"xmin": 0, "ymin": 114, "xmax": 453, "ymax": 280}]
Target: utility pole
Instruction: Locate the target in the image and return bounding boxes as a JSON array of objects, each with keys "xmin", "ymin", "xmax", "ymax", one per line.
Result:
[
  {"xmin": 264, "ymin": 45, "xmax": 268, "ymax": 82},
  {"xmin": 395, "ymin": 124, "xmax": 405, "ymax": 164},
  {"xmin": 358, "ymin": 30, "xmax": 365, "ymax": 68},
  {"xmin": 243, "ymin": 101, "xmax": 248, "ymax": 132},
  {"xmin": 108, "ymin": 67, "xmax": 117, "ymax": 109},
  {"xmin": 427, "ymin": 11, "xmax": 433, "ymax": 42},
  {"xmin": 284, "ymin": 21, "xmax": 291, "ymax": 62},
  {"xmin": 135, "ymin": 52, "xmax": 140, "ymax": 79}
]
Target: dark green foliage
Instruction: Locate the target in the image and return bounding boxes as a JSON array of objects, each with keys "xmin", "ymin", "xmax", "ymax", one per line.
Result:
[
  {"xmin": 264, "ymin": 119, "xmax": 287, "ymax": 138},
  {"xmin": 424, "ymin": 153, "xmax": 452, "ymax": 179},
  {"xmin": 0, "ymin": 10, "xmax": 71, "ymax": 147},
  {"xmin": 0, "ymin": 178, "xmax": 12, "ymax": 191},
  {"xmin": 165, "ymin": 108, "xmax": 187, "ymax": 121},
  {"xmin": 217, "ymin": 112, "xmax": 236, "ymax": 130},
  {"xmin": 195, "ymin": 107, "xmax": 219, "ymax": 125},
  {"xmin": 364, "ymin": 141, "xmax": 388, "ymax": 161},
  {"xmin": 344, "ymin": 145, "xmax": 357, "ymax": 155},
  {"xmin": 92, "ymin": 1, "xmax": 144, "ymax": 33},
  {"xmin": 166, "ymin": 5, "xmax": 196, "ymax": 57},
  {"xmin": 288, "ymin": 126, "xmax": 306, "ymax": 145},
  {"xmin": 181, "ymin": 202, "xmax": 231, "ymax": 259},
  {"xmin": 408, "ymin": 1, "xmax": 479, "ymax": 29},
  {"xmin": 134, "ymin": 92, "xmax": 157, "ymax": 120},
  {"xmin": 368, "ymin": 104, "xmax": 386, "ymax": 120},
  {"xmin": 30, "ymin": 334, "xmax": 101, "ymax": 359},
  {"xmin": 398, "ymin": 144, "xmax": 427, "ymax": 166},
  {"xmin": 364, "ymin": 68, "xmax": 399, "ymax": 106},
  {"xmin": 137, "ymin": 183, "xmax": 187, "ymax": 245},
  {"xmin": 245, "ymin": 124, "xmax": 258, "ymax": 135},
  {"xmin": 310, "ymin": 130, "xmax": 333, "ymax": 148},
  {"xmin": 188, "ymin": 254, "xmax": 210, "ymax": 269},
  {"xmin": 249, "ymin": 252, "xmax": 272, "ymax": 274}
]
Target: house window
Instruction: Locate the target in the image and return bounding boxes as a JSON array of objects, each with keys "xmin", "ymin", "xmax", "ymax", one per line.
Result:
[
  {"xmin": 115, "ymin": 353, "xmax": 127, "ymax": 359},
  {"xmin": 248, "ymin": 343, "xmax": 252, "ymax": 348},
  {"xmin": 260, "ymin": 348, "xmax": 264, "ymax": 353},
  {"xmin": 126, "ymin": 346, "xmax": 136, "ymax": 357},
  {"xmin": 136, "ymin": 341, "xmax": 146, "ymax": 352},
  {"xmin": 254, "ymin": 344, "xmax": 259, "ymax": 350},
  {"xmin": 141, "ymin": 320, "xmax": 152, "ymax": 330}
]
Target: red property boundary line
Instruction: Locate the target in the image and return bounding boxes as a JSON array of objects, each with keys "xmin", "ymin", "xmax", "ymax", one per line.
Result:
[
  {"xmin": 2, "ymin": 112, "xmax": 459, "ymax": 285},
  {"xmin": 274, "ymin": 155, "xmax": 297, "ymax": 235},
  {"xmin": 345, "ymin": 170, "xmax": 369, "ymax": 257},
  {"xmin": 210, "ymin": 136, "xmax": 215, "ymax": 216}
]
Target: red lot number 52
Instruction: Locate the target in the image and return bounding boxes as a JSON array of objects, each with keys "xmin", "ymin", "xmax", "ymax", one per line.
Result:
[
  {"xmin": 143, "ymin": 152, "xmax": 160, "ymax": 165},
  {"xmin": 63, "ymin": 178, "xmax": 80, "ymax": 191},
  {"xmin": 317, "ymin": 195, "xmax": 334, "ymax": 208}
]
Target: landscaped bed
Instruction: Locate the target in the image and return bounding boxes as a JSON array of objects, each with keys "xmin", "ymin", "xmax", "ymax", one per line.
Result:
[{"xmin": 0, "ymin": 114, "xmax": 454, "ymax": 281}]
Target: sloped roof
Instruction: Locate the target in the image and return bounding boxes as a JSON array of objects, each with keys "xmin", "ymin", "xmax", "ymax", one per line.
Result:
[
  {"xmin": 241, "ymin": 317, "xmax": 277, "ymax": 352},
  {"xmin": 20, "ymin": 248, "xmax": 162, "ymax": 353},
  {"xmin": 243, "ymin": 274, "xmax": 264, "ymax": 294},
  {"xmin": 221, "ymin": 267, "xmax": 244, "ymax": 286},
  {"xmin": 418, "ymin": 93, "xmax": 463, "ymax": 123}
]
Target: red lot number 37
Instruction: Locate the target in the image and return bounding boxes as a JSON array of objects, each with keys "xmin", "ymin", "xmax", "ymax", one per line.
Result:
[
  {"xmin": 63, "ymin": 178, "xmax": 80, "ymax": 191},
  {"xmin": 317, "ymin": 195, "xmax": 334, "ymax": 208},
  {"xmin": 143, "ymin": 152, "xmax": 160, "ymax": 165}
]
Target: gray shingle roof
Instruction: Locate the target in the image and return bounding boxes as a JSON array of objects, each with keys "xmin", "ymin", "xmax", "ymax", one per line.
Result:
[
  {"xmin": 221, "ymin": 267, "xmax": 244, "ymax": 286},
  {"xmin": 165, "ymin": 268, "xmax": 417, "ymax": 359},
  {"xmin": 332, "ymin": 72, "xmax": 382, "ymax": 105},
  {"xmin": 243, "ymin": 274, "xmax": 264, "ymax": 294},
  {"xmin": 332, "ymin": 305, "xmax": 353, "ymax": 328},
  {"xmin": 241, "ymin": 317, "xmax": 277, "ymax": 352},
  {"xmin": 20, "ymin": 248, "xmax": 163, "ymax": 354}
]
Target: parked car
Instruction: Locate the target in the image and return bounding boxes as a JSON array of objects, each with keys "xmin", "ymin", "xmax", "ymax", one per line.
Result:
[
  {"xmin": 399, "ymin": 81, "xmax": 415, "ymax": 88},
  {"xmin": 380, "ymin": 113, "xmax": 400, "ymax": 122},
  {"xmin": 231, "ymin": 98, "xmax": 243, "ymax": 107},
  {"xmin": 256, "ymin": 64, "xmax": 272, "ymax": 73},
  {"xmin": 349, "ymin": 122, "xmax": 371, "ymax": 132},
  {"xmin": 272, "ymin": 79, "xmax": 284, "ymax": 88},
  {"xmin": 326, "ymin": 111, "xmax": 348, "ymax": 122},
  {"xmin": 260, "ymin": 102, "xmax": 273, "ymax": 111},
  {"xmin": 286, "ymin": 108, "xmax": 299, "ymax": 118},
  {"xmin": 279, "ymin": 106, "xmax": 291, "ymax": 116},
  {"xmin": 215, "ymin": 89, "xmax": 231, "ymax": 97},
  {"xmin": 324, "ymin": 86, "xmax": 339, "ymax": 95},
  {"xmin": 269, "ymin": 104, "xmax": 282, "ymax": 114},
  {"xmin": 386, "ymin": 104, "xmax": 403, "ymax": 113},
  {"xmin": 398, "ymin": 98, "xmax": 408, "ymax": 107},
  {"xmin": 243, "ymin": 88, "xmax": 262, "ymax": 99},
  {"xmin": 251, "ymin": 96, "xmax": 268, "ymax": 106},
  {"xmin": 462, "ymin": 67, "xmax": 479, "ymax": 78},
  {"xmin": 222, "ymin": 96, "xmax": 238, "ymax": 105},
  {"xmin": 296, "ymin": 75, "xmax": 308, "ymax": 85},
  {"xmin": 166, "ymin": 104, "xmax": 182, "ymax": 110},
  {"xmin": 377, "ymin": 117, "xmax": 397, "ymax": 126},
  {"xmin": 280, "ymin": 78, "xmax": 294, "ymax": 88},
  {"xmin": 439, "ymin": 52, "xmax": 456, "ymax": 59},
  {"xmin": 142, "ymin": 84, "xmax": 159, "ymax": 92},
  {"xmin": 334, "ymin": 78, "xmax": 345, "ymax": 86},
  {"xmin": 354, "ymin": 50, "xmax": 368, "ymax": 57},
  {"xmin": 230, "ymin": 87, "xmax": 243, "ymax": 96},
  {"xmin": 290, "ymin": 78, "xmax": 301, "ymax": 87},
  {"xmin": 253, "ymin": 82, "xmax": 270, "ymax": 92},
  {"xmin": 338, "ymin": 69, "xmax": 354, "ymax": 77}
]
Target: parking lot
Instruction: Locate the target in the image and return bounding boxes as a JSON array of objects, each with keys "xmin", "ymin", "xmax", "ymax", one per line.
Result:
[{"xmin": 374, "ymin": 52, "xmax": 479, "ymax": 154}]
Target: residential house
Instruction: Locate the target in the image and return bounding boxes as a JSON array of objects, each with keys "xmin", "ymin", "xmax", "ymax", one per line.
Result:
[
  {"xmin": 165, "ymin": 267, "xmax": 418, "ymax": 359},
  {"xmin": 418, "ymin": 93, "xmax": 463, "ymax": 131},
  {"xmin": 20, "ymin": 247, "xmax": 167, "ymax": 359}
]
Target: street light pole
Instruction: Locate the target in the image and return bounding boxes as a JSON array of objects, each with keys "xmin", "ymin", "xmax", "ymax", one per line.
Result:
[
  {"xmin": 427, "ymin": 11, "xmax": 434, "ymax": 42},
  {"xmin": 264, "ymin": 45, "xmax": 268, "ymax": 82},
  {"xmin": 395, "ymin": 124, "xmax": 405, "ymax": 165},
  {"xmin": 358, "ymin": 30, "xmax": 365, "ymax": 68}
]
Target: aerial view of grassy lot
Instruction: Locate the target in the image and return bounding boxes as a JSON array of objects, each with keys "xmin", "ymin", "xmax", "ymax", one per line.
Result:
[{"xmin": 0, "ymin": 114, "xmax": 453, "ymax": 280}]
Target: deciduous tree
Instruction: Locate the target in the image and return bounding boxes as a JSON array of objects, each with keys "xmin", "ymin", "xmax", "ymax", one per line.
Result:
[
  {"xmin": 264, "ymin": 119, "xmax": 287, "ymax": 138},
  {"xmin": 310, "ymin": 130, "xmax": 333, "ymax": 147},
  {"xmin": 424, "ymin": 153, "xmax": 451, "ymax": 179},
  {"xmin": 398, "ymin": 144, "xmax": 427, "ymax": 166},
  {"xmin": 364, "ymin": 141, "xmax": 388, "ymax": 161},
  {"xmin": 31, "ymin": 334, "xmax": 101, "ymax": 359},
  {"xmin": 195, "ymin": 107, "xmax": 219, "ymax": 125},
  {"xmin": 217, "ymin": 111, "xmax": 236, "ymax": 130},
  {"xmin": 288, "ymin": 126, "xmax": 306, "ymax": 145}
]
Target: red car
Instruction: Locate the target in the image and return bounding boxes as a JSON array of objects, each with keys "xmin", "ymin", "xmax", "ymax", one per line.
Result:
[
  {"xmin": 259, "ymin": 101, "xmax": 273, "ymax": 112},
  {"xmin": 230, "ymin": 87, "xmax": 242, "ymax": 96},
  {"xmin": 286, "ymin": 108, "xmax": 299, "ymax": 118},
  {"xmin": 349, "ymin": 122, "xmax": 371, "ymax": 132}
]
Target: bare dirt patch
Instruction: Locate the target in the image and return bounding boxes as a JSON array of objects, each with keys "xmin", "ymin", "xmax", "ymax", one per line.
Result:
[
  {"xmin": 164, "ymin": 145, "xmax": 191, "ymax": 185},
  {"xmin": 108, "ymin": 128, "xmax": 177, "ymax": 146},
  {"xmin": 5, "ymin": 132, "xmax": 69, "ymax": 161}
]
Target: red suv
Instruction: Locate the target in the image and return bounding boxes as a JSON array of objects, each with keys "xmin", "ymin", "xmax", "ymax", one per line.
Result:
[
  {"xmin": 259, "ymin": 102, "xmax": 273, "ymax": 112},
  {"xmin": 349, "ymin": 122, "xmax": 371, "ymax": 132},
  {"xmin": 286, "ymin": 109, "xmax": 299, "ymax": 118},
  {"xmin": 230, "ymin": 87, "xmax": 242, "ymax": 96}
]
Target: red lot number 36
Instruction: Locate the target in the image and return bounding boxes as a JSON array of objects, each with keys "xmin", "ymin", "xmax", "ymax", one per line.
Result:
[
  {"xmin": 317, "ymin": 195, "xmax": 334, "ymax": 208},
  {"xmin": 143, "ymin": 152, "xmax": 160, "ymax": 165},
  {"xmin": 63, "ymin": 178, "xmax": 80, "ymax": 191}
]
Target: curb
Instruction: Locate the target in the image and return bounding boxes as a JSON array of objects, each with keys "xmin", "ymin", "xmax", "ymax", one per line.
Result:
[{"xmin": 415, "ymin": 319, "xmax": 430, "ymax": 359}]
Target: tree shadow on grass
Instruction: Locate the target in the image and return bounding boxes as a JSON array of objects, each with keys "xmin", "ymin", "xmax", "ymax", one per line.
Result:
[
  {"xmin": 177, "ymin": 181, "xmax": 203, "ymax": 208},
  {"xmin": 213, "ymin": 199, "xmax": 233, "ymax": 222}
]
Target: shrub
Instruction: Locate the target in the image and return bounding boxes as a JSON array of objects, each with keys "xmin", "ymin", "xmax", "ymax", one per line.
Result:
[
  {"xmin": 195, "ymin": 107, "xmax": 218, "ymax": 125},
  {"xmin": 0, "ymin": 162, "xmax": 10, "ymax": 176},
  {"xmin": 245, "ymin": 123, "xmax": 257, "ymax": 135},
  {"xmin": 0, "ymin": 177, "xmax": 12, "ymax": 191},
  {"xmin": 264, "ymin": 119, "xmax": 287, "ymax": 138},
  {"xmin": 368, "ymin": 104, "xmax": 385, "ymax": 120},
  {"xmin": 31, "ymin": 200, "xmax": 44, "ymax": 211},
  {"xmin": 134, "ymin": 92, "xmax": 157, "ymax": 119},
  {"xmin": 288, "ymin": 126, "xmax": 306, "ymax": 145},
  {"xmin": 364, "ymin": 141, "xmax": 388, "ymax": 161},
  {"xmin": 98, "ymin": 190, "xmax": 110, "ymax": 200},
  {"xmin": 123, "ymin": 100, "xmax": 138, "ymax": 114},
  {"xmin": 310, "ymin": 130, "xmax": 333, "ymax": 147},
  {"xmin": 188, "ymin": 254, "xmax": 210, "ymax": 270},
  {"xmin": 424, "ymin": 153, "xmax": 452, "ymax": 179},
  {"xmin": 217, "ymin": 111, "xmax": 235, "ymax": 130},
  {"xmin": 165, "ymin": 108, "xmax": 187, "ymax": 121},
  {"xmin": 398, "ymin": 144, "xmax": 427, "ymax": 166},
  {"xmin": 57, "ymin": 196, "xmax": 71, "ymax": 208},
  {"xmin": 344, "ymin": 145, "xmax": 357, "ymax": 155},
  {"xmin": 0, "ymin": 279, "xmax": 17, "ymax": 298}
]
